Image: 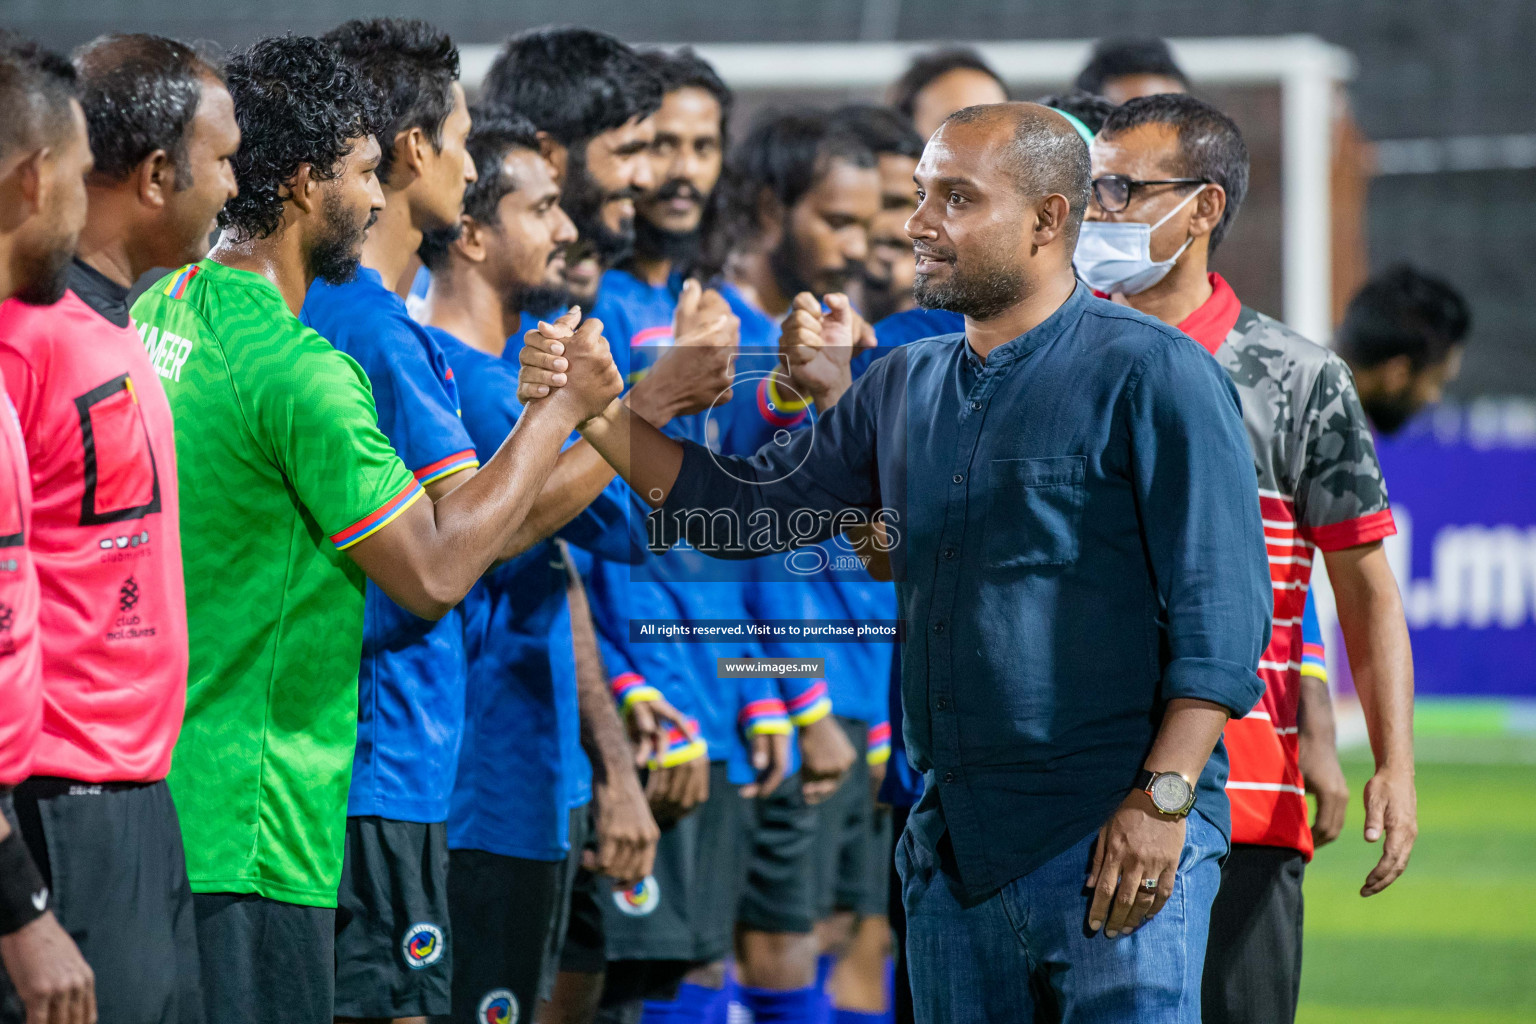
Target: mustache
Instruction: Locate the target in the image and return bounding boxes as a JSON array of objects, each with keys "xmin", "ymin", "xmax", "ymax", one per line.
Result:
[
  {"xmin": 912, "ymin": 242, "xmax": 955, "ymax": 262},
  {"xmin": 605, "ymin": 184, "xmax": 642, "ymax": 204},
  {"xmin": 363, "ymin": 209, "xmax": 379, "ymax": 232},
  {"xmin": 651, "ymin": 178, "xmax": 703, "ymax": 204}
]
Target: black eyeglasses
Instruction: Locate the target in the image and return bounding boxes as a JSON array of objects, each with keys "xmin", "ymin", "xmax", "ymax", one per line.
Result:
[{"xmin": 1091, "ymin": 175, "xmax": 1208, "ymax": 213}]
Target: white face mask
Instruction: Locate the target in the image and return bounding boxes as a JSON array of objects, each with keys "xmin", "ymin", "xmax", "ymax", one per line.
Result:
[{"xmin": 1074, "ymin": 185, "xmax": 1205, "ymax": 296}]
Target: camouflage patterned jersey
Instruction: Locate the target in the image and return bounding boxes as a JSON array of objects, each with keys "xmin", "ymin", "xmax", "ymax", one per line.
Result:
[{"xmin": 1178, "ymin": 273, "xmax": 1396, "ymax": 857}]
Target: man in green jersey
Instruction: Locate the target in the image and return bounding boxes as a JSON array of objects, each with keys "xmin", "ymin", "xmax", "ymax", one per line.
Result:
[{"xmin": 130, "ymin": 35, "xmax": 622, "ymax": 1024}]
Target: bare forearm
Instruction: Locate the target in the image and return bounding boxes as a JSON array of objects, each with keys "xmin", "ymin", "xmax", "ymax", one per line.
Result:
[
  {"xmin": 1145, "ymin": 698, "xmax": 1231, "ymax": 781},
  {"xmin": 501, "ymin": 440, "xmax": 618, "ymax": 559},
  {"xmin": 1298, "ymin": 674, "xmax": 1339, "ymax": 751},
  {"xmin": 429, "ymin": 402, "xmax": 574, "ymax": 578},
  {"xmin": 566, "ymin": 549, "xmax": 634, "ymax": 781},
  {"xmin": 578, "ymin": 400, "xmax": 685, "ymax": 509},
  {"xmin": 1329, "ymin": 548, "xmax": 1414, "ymax": 771}
]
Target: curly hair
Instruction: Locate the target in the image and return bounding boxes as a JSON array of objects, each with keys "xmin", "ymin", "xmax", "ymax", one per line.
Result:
[
  {"xmin": 218, "ymin": 34, "xmax": 383, "ymax": 240},
  {"xmin": 72, "ymin": 34, "xmax": 222, "ymax": 189},
  {"xmin": 322, "ymin": 18, "xmax": 458, "ymax": 187}
]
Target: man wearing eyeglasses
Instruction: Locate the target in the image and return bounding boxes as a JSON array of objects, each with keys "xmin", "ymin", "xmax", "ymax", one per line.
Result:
[{"xmin": 1083, "ymin": 94, "xmax": 1418, "ymax": 1024}]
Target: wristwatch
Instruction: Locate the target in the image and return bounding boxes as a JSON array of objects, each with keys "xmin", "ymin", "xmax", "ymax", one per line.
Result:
[{"xmin": 1135, "ymin": 769, "xmax": 1196, "ymax": 817}]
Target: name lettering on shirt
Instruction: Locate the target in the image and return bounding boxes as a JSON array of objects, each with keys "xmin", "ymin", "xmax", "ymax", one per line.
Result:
[{"xmin": 137, "ymin": 323, "xmax": 194, "ymax": 382}]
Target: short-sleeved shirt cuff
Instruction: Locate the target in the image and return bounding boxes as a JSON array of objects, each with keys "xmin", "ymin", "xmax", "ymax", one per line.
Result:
[
  {"xmin": 740, "ymin": 697, "xmax": 791, "ymax": 737},
  {"xmin": 785, "ymin": 679, "xmax": 833, "ymax": 727},
  {"xmin": 330, "ymin": 479, "xmax": 424, "ymax": 550},
  {"xmin": 1163, "ymin": 657, "xmax": 1265, "ymax": 720},
  {"xmin": 1303, "ymin": 508, "xmax": 1396, "ymax": 552},
  {"xmin": 612, "ymin": 671, "xmax": 663, "ymax": 712},
  {"xmin": 412, "ymin": 449, "xmax": 479, "ymax": 487},
  {"xmin": 650, "ymin": 717, "xmax": 707, "ymax": 769},
  {"xmin": 866, "ymin": 720, "xmax": 892, "ymax": 766}
]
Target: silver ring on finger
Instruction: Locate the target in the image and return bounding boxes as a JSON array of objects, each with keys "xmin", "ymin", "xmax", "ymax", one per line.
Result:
[{"xmin": 1140, "ymin": 877, "xmax": 1159, "ymax": 892}]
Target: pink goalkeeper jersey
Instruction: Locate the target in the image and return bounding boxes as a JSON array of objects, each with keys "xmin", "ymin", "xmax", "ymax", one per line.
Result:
[
  {"xmin": 0, "ymin": 283, "xmax": 188, "ymax": 782},
  {"xmin": 0, "ymin": 389, "xmax": 42, "ymax": 786}
]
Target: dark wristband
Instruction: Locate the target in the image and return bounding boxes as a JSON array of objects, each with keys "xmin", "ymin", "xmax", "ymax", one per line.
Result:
[{"xmin": 0, "ymin": 827, "xmax": 48, "ymax": 935}]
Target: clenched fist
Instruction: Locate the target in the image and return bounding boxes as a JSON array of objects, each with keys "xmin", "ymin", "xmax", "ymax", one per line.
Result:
[
  {"xmin": 778, "ymin": 292, "xmax": 867, "ymax": 409},
  {"xmin": 518, "ymin": 306, "xmax": 623, "ymax": 425},
  {"xmin": 627, "ymin": 279, "xmax": 740, "ymax": 425}
]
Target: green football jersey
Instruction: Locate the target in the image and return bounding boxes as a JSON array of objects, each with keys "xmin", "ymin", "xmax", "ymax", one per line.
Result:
[{"xmin": 132, "ymin": 260, "xmax": 421, "ymax": 906}]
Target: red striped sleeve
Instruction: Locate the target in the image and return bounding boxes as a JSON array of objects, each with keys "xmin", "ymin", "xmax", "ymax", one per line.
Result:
[{"xmin": 1303, "ymin": 508, "xmax": 1397, "ymax": 551}]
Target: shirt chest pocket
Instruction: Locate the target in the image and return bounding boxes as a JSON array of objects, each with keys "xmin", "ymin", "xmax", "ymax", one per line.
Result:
[
  {"xmin": 75, "ymin": 374, "xmax": 162, "ymax": 525},
  {"xmin": 984, "ymin": 456, "xmax": 1085, "ymax": 569}
]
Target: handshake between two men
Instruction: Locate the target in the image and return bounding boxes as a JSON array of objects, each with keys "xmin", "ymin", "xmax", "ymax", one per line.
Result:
[
  {"xmin": 518, "ymin": 284, "xmax": 875, "ymax": 809},
  {"xmin": 518, "ymin": 281, "xmax": 873, "ymax": 434}
]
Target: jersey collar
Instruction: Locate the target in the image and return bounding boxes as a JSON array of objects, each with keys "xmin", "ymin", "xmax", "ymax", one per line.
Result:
[{"xmin": 1176, "ymin": 273, "xmax": 1242, "ymax": 355}]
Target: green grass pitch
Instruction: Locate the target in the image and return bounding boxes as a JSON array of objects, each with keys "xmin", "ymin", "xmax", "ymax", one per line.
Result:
[{"xmin": 1297, "ymin": 702, "xmax": 1536, "ymax": 1023}]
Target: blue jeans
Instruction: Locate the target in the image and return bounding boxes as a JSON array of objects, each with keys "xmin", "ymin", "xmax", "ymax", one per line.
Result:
[{"xmin": 898, "ymin": 810, "xmax": 1226, "ymax": 1024}]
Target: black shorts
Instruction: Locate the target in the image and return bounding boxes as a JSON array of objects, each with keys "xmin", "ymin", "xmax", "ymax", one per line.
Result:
[
  {"xmin": 447, "ymin": 805, "xmax": 591, "ymax": 1024},
  {"xmin": 334, "ymin": 815, "xmax": 451, "ymax": 1018},
  {"xmin": 1202, "ymin": 842, "xmax": 1306, "ymax": 1024},
  {"xmin": 559, "ymin": 864, "xmax": 608, "ymax": 975},
  {"xmin": 602, "ymin": 760, "xmax": 746, "ymax": 964},
  {"xmin": 737, "ymin": 770, "xmax": 820, "ymax": 935},
  {"xmin": 193, "ymin": 892, "xmax": 333, "ymax": 1024},
  {"xmin": 809, "ymin": 717, "xmax": 893, "ymax": 920},
  {"xmin": 0, "ymin": 778, "xmax": 203, "ymax": 1024}
]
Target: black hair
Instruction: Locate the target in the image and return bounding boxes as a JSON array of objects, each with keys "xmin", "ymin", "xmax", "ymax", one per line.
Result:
[
  {"xmin": 217, "ymin": 34, "xmax": 384, "ymax": 241},
  {"xmin": 1074, "ymin": 37, "xmax": 1189, "ymax": 96},
  {"xmin": 322, "ymin": 19, "xmax": 458, "ymax": 186},
  {"xmin": 483, "ymin": 27, "xmax": 661, "ymax": 147},
  {"xmin": 639, "ymin": 47, "xmax": 732, "ymax": 140},
  {"xmin": 0, "ymin": 33, "xmax": 78, "ymax": 165},
  {"xmin": 1033, "ymin": 89, "xmax": 1118, "ymax": 136},
  {"xmin": 833, "ymin": 103, "xmax": 924, "ymax": 160},
  {"xmin": 890, "ymin": 48, "xmax": 1008, "ymax": 122},
  {"xmin": 417, "ymin": 108, "xmax": 541, "ymax": 272},
  {"xmin": 72, "ymin": 34, "xmax": 222, "ymax": 189},
  {"xmin": 943, "ymin": 104, "xmax": 1090, "ymax": 245},
  {"xmin": 1337, "ymin": 265, "xmax": 1472, "ymax": 370},
  {"xmin": 1097, "ymin": 93, "xmax": 1248, "ymax": 252},
  {"xmin": 699, "ymin": 107, "xmax": 875, "ymax": 279}
]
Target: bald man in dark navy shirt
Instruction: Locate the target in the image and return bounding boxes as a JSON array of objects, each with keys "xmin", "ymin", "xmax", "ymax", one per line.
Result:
[{"xmin": 520, "ymin": 102, "xmax": 1271, "ymax": 1024}]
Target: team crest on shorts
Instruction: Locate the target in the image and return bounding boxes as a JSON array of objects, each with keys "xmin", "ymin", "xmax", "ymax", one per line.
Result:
[
  {"xmin": 477, "ymin": 988, "xmax": 519, "ymax": 1024},
  {"xmin": 613, "ymin": 875, "xmax": 661, "ymax": 916},
  {"xmin": 401, "ymin": 922, "xmax": 445, "ymax": 969}
]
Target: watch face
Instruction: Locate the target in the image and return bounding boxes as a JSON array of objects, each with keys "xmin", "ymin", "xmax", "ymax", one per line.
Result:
[{"xmin": 1150, "ymin": 773, "xmax": 1192, "ymax": 814}]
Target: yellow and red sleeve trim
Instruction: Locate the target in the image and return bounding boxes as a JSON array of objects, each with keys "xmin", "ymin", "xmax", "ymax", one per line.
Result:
[
  {"xmin": 612, "ymin": 672, "xmax": 663, "ymax": 711},
  {"xmin": 649, "ymin": 717, "xmax": 707, "ymax": 770},
  {"xmin": 331, "ymin": 479, "xmax": 424, "ymax": 550},
  {"xmin": 412, "ymin": 449, "xmax": 479, "ymax": 487},
  {"xmin": 1301, "ymin": 641, "xmax": 1328, "ymax": 681},
  {"xmin": 866, "ymin": 720, "xmax": 892, "ymax": 766},
  {"xmin": 740, "ymin": 697, "xmax": 792, "ymax": 736},
  {"xmin": 1303, "ymin": 508, "xmax": 1396, "ymax": 552},
  {"xmin": 786, "ymin": 679, "xmax": 832, "ymax": 728}
]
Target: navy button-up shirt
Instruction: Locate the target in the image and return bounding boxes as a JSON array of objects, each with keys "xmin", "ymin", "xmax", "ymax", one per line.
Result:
[{"xmin": 654, "ymin": 284, "xmax": 1270, "ymax": 899}]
